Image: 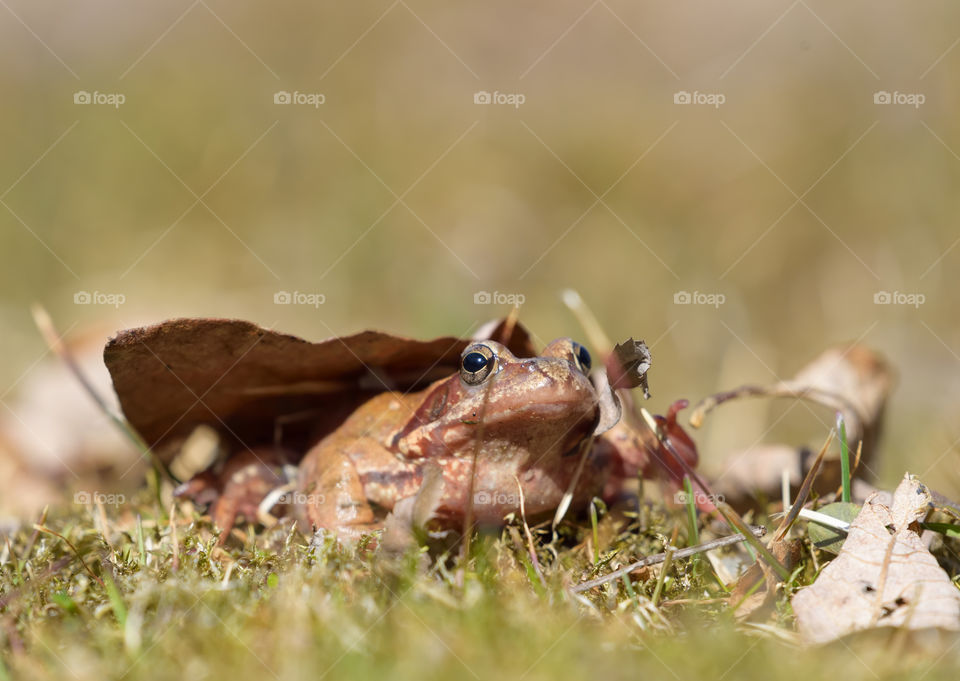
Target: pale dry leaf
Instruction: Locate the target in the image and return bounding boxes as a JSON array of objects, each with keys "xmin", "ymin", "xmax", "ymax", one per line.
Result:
[
  {"xmin": 792, "ymin": 473, "xmax": 960, "ymax": 644},
  {"xmin": 589, "ymin": 368, "xmax": 622, "ymax": 436},
  {"xmin": 692, "ymin": 343, "xmax": 893, "ymax": 508}
]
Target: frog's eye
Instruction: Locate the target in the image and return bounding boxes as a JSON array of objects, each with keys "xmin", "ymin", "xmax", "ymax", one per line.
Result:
[
  {"xmin": 572, "ymin": 342, "xmax": 592, "ymax": 373},
  {"xmin": 460, "ymin": 344, "xmax": 496, "ymax": 386}
]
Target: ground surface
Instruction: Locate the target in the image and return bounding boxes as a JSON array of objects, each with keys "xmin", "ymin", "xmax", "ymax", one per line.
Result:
[{"xmin": 3, "ymin": 483, "xmax": 959, "ymax": 681}]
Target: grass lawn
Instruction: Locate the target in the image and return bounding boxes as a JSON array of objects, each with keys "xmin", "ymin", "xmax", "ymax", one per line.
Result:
[{"xmin": 3, "ymin": 480, "xmax": 958, "ymax": 681}]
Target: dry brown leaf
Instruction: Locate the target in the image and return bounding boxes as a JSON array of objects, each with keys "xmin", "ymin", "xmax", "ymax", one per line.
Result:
[
  {"xmin": 792, "ymin": 473, "xmax": 960, "ymax": 644},
  {"xmin": 104, "ymin": 318, "xmax": 535, "ymax": 460},
  {"xmin": 608, "ymin": 338, "xmax": 652, "ymax": 397}
]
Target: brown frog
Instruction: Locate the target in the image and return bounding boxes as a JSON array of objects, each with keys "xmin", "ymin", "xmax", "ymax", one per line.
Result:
[
  {"xmin": 296, "ymin": 337, "xmax": 612, "ymax": 538},
  {"xmin": 104, "ymin": 318, "xmax": 696, "ymax": 542}
]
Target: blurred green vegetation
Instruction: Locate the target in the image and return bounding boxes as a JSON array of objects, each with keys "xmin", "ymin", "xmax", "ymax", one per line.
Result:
[{"xmin": 2, "ymin": 1, "xmax": 960, "ymax": 487}]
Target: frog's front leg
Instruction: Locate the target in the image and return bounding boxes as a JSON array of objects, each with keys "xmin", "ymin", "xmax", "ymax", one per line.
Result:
[
  {"xmin": 174, "ymin": 447, "xmax": 297, "ymax": 545},
  {"xmin": 297, "ymin": 439, "xmax": 380, "ymax": 541}
]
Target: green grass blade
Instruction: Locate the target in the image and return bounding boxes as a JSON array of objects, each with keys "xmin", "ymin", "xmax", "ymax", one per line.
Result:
[{"xmin": 837, "ymin": 412, "xmax": 851, "ymax": 503}]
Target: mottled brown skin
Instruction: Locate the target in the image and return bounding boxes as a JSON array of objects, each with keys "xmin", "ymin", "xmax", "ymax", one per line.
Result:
[
  {"xmin": 297, "ymin": 338, "xmax": 611, "ymax": 537},
  {"xmin": 175, "ymin": 447, "xmax": 296, "ymax": 544}
]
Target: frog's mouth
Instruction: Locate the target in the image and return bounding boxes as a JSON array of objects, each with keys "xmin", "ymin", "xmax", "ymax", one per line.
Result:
[
  {"xmin": 478, "ymin": 398, "xmax": 600, "ymax": 446},
  {"xmin": 457, "ymin": 393, "xmax": 599, "ymax": 429},
  {"xmin": 561, "ymin": 434, "xmax": 594, "ymax": 458}
]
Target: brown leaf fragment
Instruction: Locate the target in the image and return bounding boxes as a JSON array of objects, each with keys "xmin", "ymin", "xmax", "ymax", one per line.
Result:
[
  {"xmin": 473, "ymin": 316, "xmax": 538, "ymax": 357},
  {"xmin": 732, "ymin": 537, "xmax": 801, "ymax": 621},
  {"xmin": 792, "ymin": 473, "xmax": 960, "ymax": 644},
  {"xmin": 608, "ymin": 338, "xmax": 652, "ymax": 397},
  {"xmin": 728, "ymin": 563, "xmax": 768, "ymax": 619}
]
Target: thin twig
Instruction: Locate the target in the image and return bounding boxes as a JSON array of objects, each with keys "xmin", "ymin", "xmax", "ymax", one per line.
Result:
[
  {"xmin": 773, "ymin": 430, "xmax": 833, "ymax": 542},
  {"xmin": 515, "ymin": 476, "xmax": 547, "ymax": 592},
  {"xmin": 651, "ymin": 546, "xmax": 675, "ymax": 606},
  {"xmin": 460, "ymin": 367, "xmax": 499, "ymax": 565},
  {"xmin": 572, "ymin": 526, "xmax": 766, "ymax": 592},
  {"xmin": 33, "ymin": 525, "xmax": 103, "ymax": 587},
  {"xmin": 20, "ymin": 506, "xmax": 49, "ymax": 563},
  {"xmin": 715, "ymin": 503, "xmax": 790, "ymax": 581},
  {"xmin": 170, "ymin": 504, "xmax": 180, "ymax": 572},
  {"xmin": 30, "ymin": 304, "xmax": 171, "ymax": 481}
]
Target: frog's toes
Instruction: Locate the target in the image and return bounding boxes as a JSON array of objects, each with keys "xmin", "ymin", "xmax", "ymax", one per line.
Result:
[
  {"xmin": 173, "ymin": 448, "xmax": 298, "ymax": 544},
  {"xmin": 173, "ymin": 471, "xmax": 220, "ymax": 506}
]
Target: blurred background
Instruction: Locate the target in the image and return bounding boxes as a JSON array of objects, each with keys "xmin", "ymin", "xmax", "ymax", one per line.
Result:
[{"xmin": 1, "ymin": 0, "xmax": 959, "ymax": 513}]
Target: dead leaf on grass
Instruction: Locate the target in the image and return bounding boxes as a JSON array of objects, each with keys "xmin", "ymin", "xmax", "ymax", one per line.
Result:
[{"xmin": 792, "ymin": 473, "xmax": 960, "ymax": 644}]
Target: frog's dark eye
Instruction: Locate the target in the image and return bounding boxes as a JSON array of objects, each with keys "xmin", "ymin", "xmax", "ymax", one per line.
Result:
[
  {"xmin": 460, "ymin": 344, "xmax": 497, "ymax": 386},
  {"xmin": 573, "ymin": 343, "xmax": 591, "ymax": 373},
  {"xmin": 463, "ymin": 352, "xmax": 488, "ymax": 373}
]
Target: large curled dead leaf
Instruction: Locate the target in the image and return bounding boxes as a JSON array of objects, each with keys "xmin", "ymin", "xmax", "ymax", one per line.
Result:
[
  {"xmin": 104, "ymin": 318, "xmax": 535, "ymax": 462},
  {"xmin": 690, "ymin": 343, "xmax": 893, "ymax": 507},
  {"xmin": 792, "ymin": 473, "xmax": 960, "ymax": 644}
]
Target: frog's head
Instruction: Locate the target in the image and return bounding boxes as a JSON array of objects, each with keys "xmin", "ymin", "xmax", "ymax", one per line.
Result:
[{"xmin": 392, "ymin": 339, "xmax": 600, "ymax": 463}]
